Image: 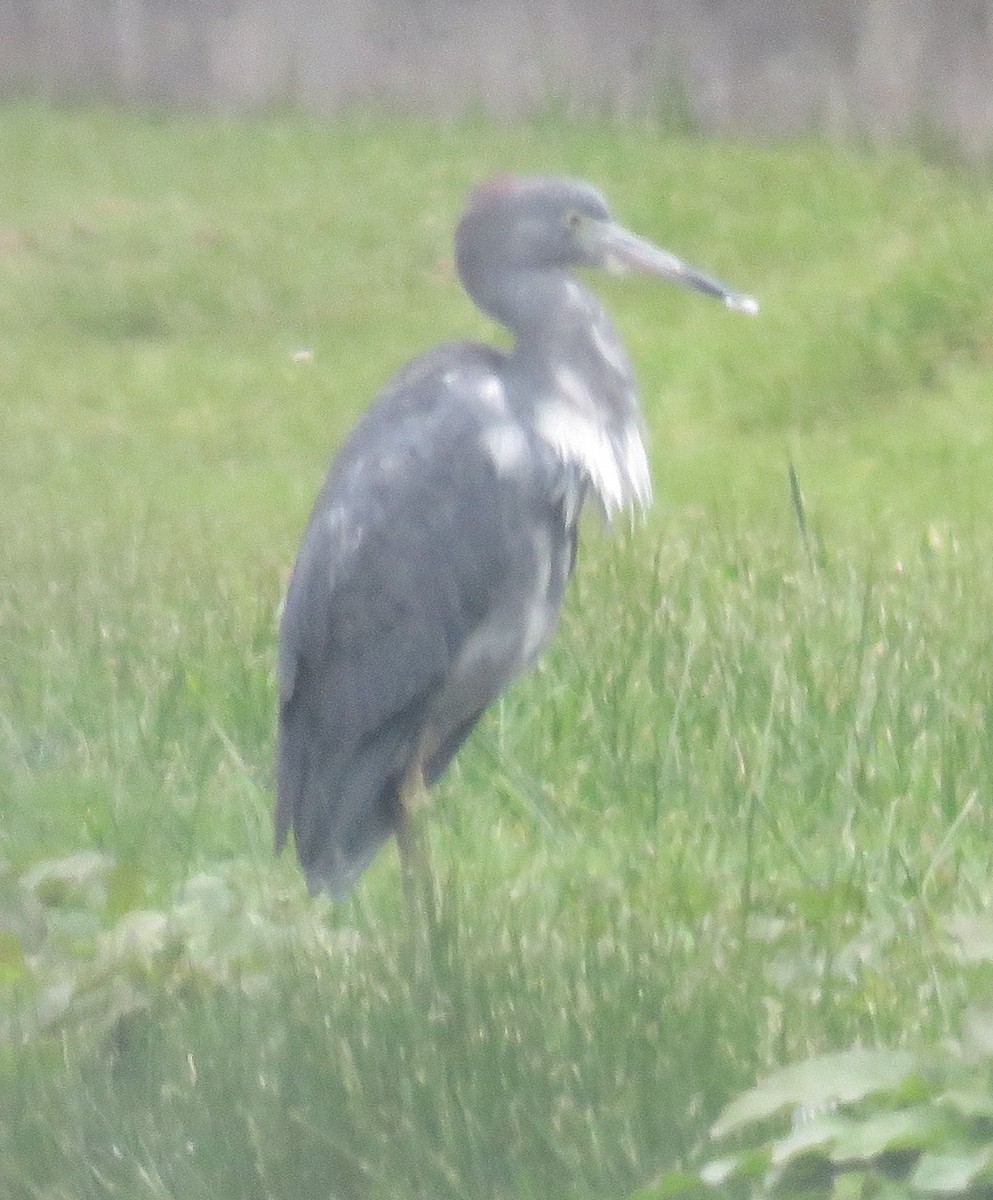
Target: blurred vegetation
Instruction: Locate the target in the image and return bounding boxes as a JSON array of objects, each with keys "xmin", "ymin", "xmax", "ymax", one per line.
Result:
[{"xmin": 642, "ymin": 918, "xmax": 993, "ymax": 1200}]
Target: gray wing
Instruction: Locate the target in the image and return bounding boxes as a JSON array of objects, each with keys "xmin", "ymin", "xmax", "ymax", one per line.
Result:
[{"xmin": 276, "ymin": 343, "xmax": 576, "ymax": 895}]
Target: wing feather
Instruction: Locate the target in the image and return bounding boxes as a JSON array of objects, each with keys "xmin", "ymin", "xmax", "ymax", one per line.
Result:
[{"xmin": 277, "ymin": 343, "xmax": 563, "ymax": 894}]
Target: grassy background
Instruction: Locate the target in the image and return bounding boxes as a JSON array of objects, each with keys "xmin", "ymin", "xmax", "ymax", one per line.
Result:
[{"xmin": 2, "ymin": 106, "xmax": 993, "ymax": 1199}]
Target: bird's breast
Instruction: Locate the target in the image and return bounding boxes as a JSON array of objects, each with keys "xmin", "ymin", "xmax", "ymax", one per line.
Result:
[{"xmin": 534, "ymin": 391, "xmax": 651, "ymax": 519}]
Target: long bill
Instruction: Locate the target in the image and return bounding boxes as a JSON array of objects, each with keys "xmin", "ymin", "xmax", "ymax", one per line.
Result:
[{"xmin": 595, "ymin": 221, "xmax": 759, "ymax": 315}]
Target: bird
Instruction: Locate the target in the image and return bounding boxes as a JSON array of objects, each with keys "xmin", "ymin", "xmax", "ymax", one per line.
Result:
[{"xmin": 275, "ymin": 174, "xmax": 758, "ymax": 897}]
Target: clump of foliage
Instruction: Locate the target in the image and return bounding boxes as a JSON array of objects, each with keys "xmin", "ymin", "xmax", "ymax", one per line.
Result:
[
  {"xmin": 640, "ymin": 917, "xmax": 993, "ymax": 1200},
  {"xmin": 0, "ymin": 851, "xmax": 339, "ymax": 1048}
]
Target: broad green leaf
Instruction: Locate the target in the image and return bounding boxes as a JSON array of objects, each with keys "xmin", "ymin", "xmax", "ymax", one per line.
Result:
[
  {"xmin": 698, "ymin": 1155, "xmax": 742, "ymax": 1186},
  {"xmin": 21, "ymin": 851, "xmax": 112, "ymax": 902},
  {"xmin": 908, "ymin": 1146, "xmax": 993, "ymax": 1193},
  {"xmin": 770, "ymin": 1114, "xmax": 850, "ymax": 1165},
  {"xmin": 829, "ymin": 1108, "xmax": 949, "ymax": 1163},
  {"xmin": 871, "ymin": 1179, "xmax": 917, "ymax": 1200},
  {"xmin": 768, "ymin": 1149, "xmax": 836, "ymax": 1195},
  {"xmin": 938, "ymin": 1088, "xmax": 993, "ymax": 1120},
  {"xmin": 713, "ymin": 1050, "xmax": 923, "ymax": 1138},
  {"xmin": 832, "ymin": 1169, "xmax": 870, "ymax": 1200},
  {"xmin": 700, "ymin": 1147, "xmax": 771, "ymax": 1185}
]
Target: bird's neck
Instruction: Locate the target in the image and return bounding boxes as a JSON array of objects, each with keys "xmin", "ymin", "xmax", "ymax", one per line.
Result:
[{"xmin": 503, "ymin": 272, "xmax": 653, "ymax": 520}]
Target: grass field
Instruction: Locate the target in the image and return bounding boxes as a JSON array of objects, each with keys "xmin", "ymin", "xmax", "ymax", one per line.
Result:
[{"xmin": 2, "ymin": 106, "xmax": 993, "ymax": 1199}]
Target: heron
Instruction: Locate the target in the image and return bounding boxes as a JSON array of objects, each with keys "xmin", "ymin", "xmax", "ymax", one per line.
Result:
[{"xmin": 275, "ymin": 174, "xmax": 757, "ymax": 897}]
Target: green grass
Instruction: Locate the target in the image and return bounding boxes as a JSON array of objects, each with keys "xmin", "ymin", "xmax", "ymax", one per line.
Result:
[{"xmin": 2, "ymin": 105, "xmax": 993, "ymax": 1199}]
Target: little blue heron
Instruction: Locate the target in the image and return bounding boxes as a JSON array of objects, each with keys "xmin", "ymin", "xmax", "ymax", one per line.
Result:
[{"xmin": 276, "ymin": 174, "xmax": 758, "ymax": 897}]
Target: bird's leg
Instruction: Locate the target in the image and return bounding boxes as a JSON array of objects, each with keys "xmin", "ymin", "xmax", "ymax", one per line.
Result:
[{"xmin": 395, "ymin": 758, "xmax": 438, "ymax": 930}]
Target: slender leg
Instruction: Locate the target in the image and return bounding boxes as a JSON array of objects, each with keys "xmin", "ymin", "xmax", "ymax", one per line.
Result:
[{"xmin": 395, "ymin": 760, "xmax": 437, "ymax": 925}]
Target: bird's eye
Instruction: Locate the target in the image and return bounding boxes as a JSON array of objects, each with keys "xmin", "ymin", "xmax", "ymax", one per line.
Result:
[{"xmin": 565, "ymin": 210, "xmax": 583, "ymax": 231}]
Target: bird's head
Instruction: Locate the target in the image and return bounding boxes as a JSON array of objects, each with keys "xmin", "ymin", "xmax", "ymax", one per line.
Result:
[{"xmin": 455, "ymin": 174, "xmax": 759, "ymax": 315}]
